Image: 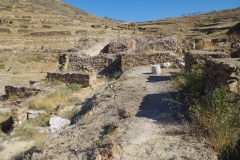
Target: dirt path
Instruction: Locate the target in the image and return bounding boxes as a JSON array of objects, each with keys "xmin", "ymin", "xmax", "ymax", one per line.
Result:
[
  {"xmin": 0, "ymin": 137, "xmax": 34, "ymax": 160},
  {"xmin": 32, "ymin": 66, "xmax": 217, "ymax": 160}
]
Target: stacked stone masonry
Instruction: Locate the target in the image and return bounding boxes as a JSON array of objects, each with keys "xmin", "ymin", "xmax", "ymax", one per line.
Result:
[
  {"xmin": 69, "ymin": 52, "xmax": 176, "ymax": 73},
  {"xmin": 69, "ymin": 53, "xmax": 121, "ymax": 74},
  {"xmin": 46, "ymin": 72, "xmax": 96, "ymax": 87},
  {"xmin": 59, "ymin": 54, "xmax": 69, "ymax": 70},
  {"xmin": 12, "ymin": 102, "xmax": 29, "ymax": 128},
  {"xmin": 121, "ymin": 53, "xmax": 176, "ymax": 71},
  {"xmin": 204, "ymin": 58, "xmax": 240, "ymax": 93},
  {"xmin": 185, "ymin": 50, "xmax": 230, "ymax": 70},
  {"xmin": 5, "ymin": 86, "xmax": 41, "ymax": 99}
]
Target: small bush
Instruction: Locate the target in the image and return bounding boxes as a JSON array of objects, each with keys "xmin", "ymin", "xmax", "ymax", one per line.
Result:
[
  {"xmin": 198, "ymin": 22, "xmax": 205, "ymax": 27},
  {"xmin": 173, "ymin": 69, "xmax": 240, "ymax": 159},
  {"xmin": 114, "ymin": 71, "xmax": 122, "ymax": 79},
  {"xmin": 193, "ymin": 88, "xmax": 240, "ymax": 156},
  {"xmin": 0, "ymin": 63, "xmax": 5, "ymax": 69},
  {"xmin": 174, "ymin": 69, "xmax": 205, "ymax": 97},
  {"xmin": 81, "ymin": 52, "xmax": 87, "ymax": 57},
  {"xmin": 6, "ymin": 4, "xmax": 12, "ymax": 9},
  {"xmin": 66, "ymin": 84, "xmax": 81, "ymax": 93}
]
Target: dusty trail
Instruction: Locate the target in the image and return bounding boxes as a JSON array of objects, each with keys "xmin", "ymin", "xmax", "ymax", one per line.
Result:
[{"xmin": 32, "ymin": 66, "xmax": 217, "ymax": 160}]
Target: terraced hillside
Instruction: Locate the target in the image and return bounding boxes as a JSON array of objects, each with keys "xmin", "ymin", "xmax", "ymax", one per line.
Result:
[
  {"xmin": 137, "ymin": 8, "xmax": 240, "ymax": 40},
  {"xmin": 0, "ymin": 0, "xmax": 121, "ymax": 54}
]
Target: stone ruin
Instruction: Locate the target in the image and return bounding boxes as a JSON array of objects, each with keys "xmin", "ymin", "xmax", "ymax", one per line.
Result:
[
  {"xmin": 204, "ymin": 58, "xmax": 240, "ymax": 93},
  {"xmin": 185, "ymin": 50, "xmax": 230, "ymax": 70},
  {"xmin": 46, "ymin": 72, "xmax": 96, "ymax": 87},
  {"xmin": 5, "ymin": 86, "xmax": 41, "ymax": 99},
  {"xmin": 11, "ymin": 101, "xmax": 29, "ymax": 128},
  {"xmin": 59, "ymin": 53, "xmax": 69, "ymax": 70}
]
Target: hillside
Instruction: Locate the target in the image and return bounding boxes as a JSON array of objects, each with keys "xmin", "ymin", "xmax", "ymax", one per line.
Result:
[
  {"xmin": 0, "ymin": 1, "xmax": 240, "ymax": 159},
  {"xmin": 0, "ymin": 0, "xmax": 121, "ymax": 54},
  {"xmin": 137, "ymin": 8, "xmax": 240, "ymax": 40}
]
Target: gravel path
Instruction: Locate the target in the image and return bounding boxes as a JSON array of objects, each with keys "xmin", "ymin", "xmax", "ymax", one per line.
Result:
[{"xmin": 32, "ymin": 66, "xmax": 217, "ymax": 160}]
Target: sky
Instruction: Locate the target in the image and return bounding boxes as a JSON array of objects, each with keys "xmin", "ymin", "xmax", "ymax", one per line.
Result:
[{"xmin": 62, "ymin": 0, "xmax": 240, "ymax": 22}]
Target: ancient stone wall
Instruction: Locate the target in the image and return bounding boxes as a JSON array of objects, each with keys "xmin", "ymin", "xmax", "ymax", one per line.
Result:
[
  {"xmin": 27, "ymin": 31, "xmax": 72, "ymax": 37},
  {"xmin": 185, "ymin": 50, "xmax": 230, "ymax": 70},
  {"xmin": 101, "ymin": 36, "xmax": 177, "ymax": 54},
  {"xmin": 59, "ymin": 54, "xmax": 69, "ymax": 70},
  {"xmin": 69, "ymin": 53, "xmax": 121, "ymax": 74},
  {"xmin": 204, "ymin": 58, "xmax": 240, "ymax": 93},
  {"xmin": 12, "ymin": 102, "xmax": 29, "ymax": 128},
  {"xmin": 5, "ymin": 86, "xmax": 41, "ymax": 99},
  {"xmin": 121, "ymin": 53, "xmax": 176, "ymax": 72},
  {"xmin": 46, "ymin": 72, "xmax": 96, "ymax": 87}
]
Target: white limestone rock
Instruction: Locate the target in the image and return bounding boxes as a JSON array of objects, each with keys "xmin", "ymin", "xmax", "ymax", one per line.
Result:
[
  {"xmin": 47, "ymin": 116, "xmax": 71, "ymax": 133},
  {"xmin": 151, "ymin": 65, "xmax": 161, "ymax": 74}
]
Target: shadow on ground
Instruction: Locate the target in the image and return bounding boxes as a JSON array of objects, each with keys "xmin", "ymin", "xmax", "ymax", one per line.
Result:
[
  {"xmin": 146, "ymin": 76, "xmax": 171, "ymax": 82},
  {"xmin": 0, "ymin": 116, "xmax": 13, "ymax": 134},
  {"xmin": 136, "ymin": 91, "xmax": 180, "ymax": 124}
]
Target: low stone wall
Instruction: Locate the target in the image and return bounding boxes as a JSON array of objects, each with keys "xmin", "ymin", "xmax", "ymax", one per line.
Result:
[
  {"xmin": 121, "ymin": 52, "xmax": 176, "ymax": 71},
  {"xmin": 46, "ymin": 72, "xmax": 96, "ymax": 87},
  {"xmin": 5, "ymin": 86, "xmax": 41, "ymax": 99},
  {"xmin": 185, "ymin": 50, "xmax": 230, "ymax": 70},
  {"xmin": 204, "ymin": 58, "xmax": 240, "ymax": 93},
  {"xmin": 69, "ymin": 53, "xmax": 121, "ymax": 74}
]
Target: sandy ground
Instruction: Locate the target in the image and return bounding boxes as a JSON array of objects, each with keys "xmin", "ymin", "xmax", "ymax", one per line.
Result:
[
  {"xmin": 31, "ymin": 66, "xmax": 218, "ymax": 160},
  {"xmin": 0, "ymin": 137, "xmax": 34, "ymax": 160}
]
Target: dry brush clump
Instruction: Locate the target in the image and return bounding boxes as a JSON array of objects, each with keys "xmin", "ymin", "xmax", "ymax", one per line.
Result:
[
  {"xmin": 30, "ymin": 84, "xmax": 81, "ymax": 112},
  {"xmin": 173, "ymin": 69, "xmax": 240, "ymax": 159}
]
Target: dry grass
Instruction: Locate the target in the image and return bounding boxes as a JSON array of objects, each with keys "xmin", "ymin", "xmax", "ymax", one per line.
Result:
[
  {"xmin": 30, "ymin": 88, "xmax": 73, "ymax": 112},
  {"xmin": 173, "ymin": 69, "xmax": 240, "ymax": 159}
]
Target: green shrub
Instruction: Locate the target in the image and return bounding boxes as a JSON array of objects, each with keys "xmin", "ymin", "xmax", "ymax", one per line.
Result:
[
  {"xmin": 173, "ymin": 69, "xmax": 240, "ymax": 159},
  {"xmin": 114, "ymin": 71, "xmax": 122, "ymax": 79},
  {"xmin": 174, "ymin": 69, "xmax": 205, "ymax": 97},
  {"xmin": 81, "ymin": 52, "xmax": 87, "ymax": 57},
  {"xmin": 0, "ymin": 63, "xmax": 5, "ymax": 69},
  {"xmin": 198, "ymin": 22, "xmax": 205, "ymax": 27},
  {"xmin": 193, "ymin": 88, "xmax": 240, "ymax": 156},
  {"xmin": 6, "ymin": 4, "xmax": 12, "ymax": 9},
  {"xmin": 66, "ymin": 84, "xmax": 81, "ymax": 93}
]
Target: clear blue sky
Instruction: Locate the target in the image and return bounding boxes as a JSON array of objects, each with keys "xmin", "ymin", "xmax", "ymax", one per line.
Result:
[{"xmin": 62, "ymin": 0, "xmax": 240, "ymax": 22}]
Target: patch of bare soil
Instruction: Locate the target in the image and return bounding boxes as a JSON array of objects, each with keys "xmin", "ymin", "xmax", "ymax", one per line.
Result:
[
  {"xmin": 0, "ymin": 137, "xmax": 34, "ymax": 160},
  {"xmin": 32, "ymin": 66, "xmax": 217, "ymax": 160}
]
